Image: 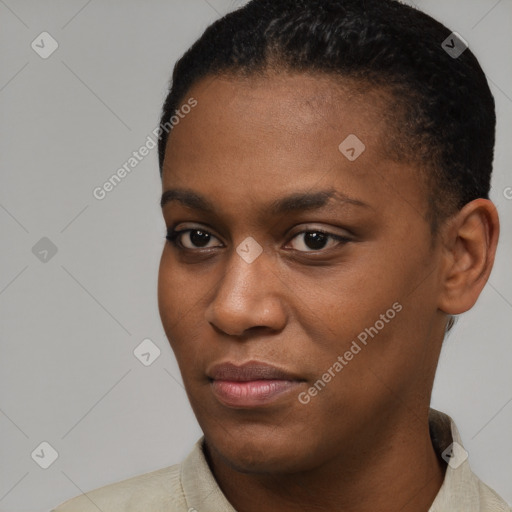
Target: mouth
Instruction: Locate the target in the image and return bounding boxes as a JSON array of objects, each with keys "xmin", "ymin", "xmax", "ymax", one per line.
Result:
[{"xmin": 207, "ymin": 361, "xmax": 305, "ymax": 408}]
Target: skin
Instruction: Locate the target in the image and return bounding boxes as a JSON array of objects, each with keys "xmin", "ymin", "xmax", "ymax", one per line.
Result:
[{"xmin": 157, "ymin": 72, "xmax": 499, "ymax": 512}]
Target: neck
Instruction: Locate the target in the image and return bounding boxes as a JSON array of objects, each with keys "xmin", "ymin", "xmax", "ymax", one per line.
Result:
[{"xmin": 205, "ymin": 409, "xmax": 446, "ymax": 512}]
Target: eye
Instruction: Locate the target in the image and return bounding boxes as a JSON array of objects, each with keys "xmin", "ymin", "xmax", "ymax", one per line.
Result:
[
  {"xmin": 165, "ymin": 227, "xmax": 351, "ymax": 253},
  {"xmin": 287, "ymin": 230, "xmax": 350, "ymax": 252},
  {"xmin": 166, "ymin": 228, "xmax": 223, "ymax": 250}
]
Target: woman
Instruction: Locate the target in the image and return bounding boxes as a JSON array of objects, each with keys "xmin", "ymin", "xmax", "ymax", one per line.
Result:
[{"xmin": 53, "ymin": 0, "xmax": 509, "ymax": 510}]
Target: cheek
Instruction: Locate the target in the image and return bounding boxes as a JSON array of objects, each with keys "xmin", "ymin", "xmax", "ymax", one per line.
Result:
[
  {"xmin": 317, "ymin": 291, "xmax": 438, "ymax": 422},
  {"xmin": 157, "ymin": 251, "xmax": 194, "ymax": 354},
  {"xmin": 289, "ymin": 260, "xmax": 398, "ymax": 344},
  {"xmin": 157, "ymin": 249, "xmax": 214, "ymax": 372},
  {"xmin": 157, "ymin": 248, "xmax": 202, "ymax": 324},
  {"xmin": 291, "ymin": 252, "xmax": 434, "ymax": 405},
  {"xmin": 157, "ymin": 251, "xmax": 176, "ymax": 326}
]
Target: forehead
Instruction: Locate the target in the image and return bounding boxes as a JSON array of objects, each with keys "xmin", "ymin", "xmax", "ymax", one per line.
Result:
[
  {"xmin": 161, "ymin": 72, "xmax": 428, "ymax": 225},
  {"xmin": 165, "ymin": 72, "xmax": 390, "ymax": 161}
]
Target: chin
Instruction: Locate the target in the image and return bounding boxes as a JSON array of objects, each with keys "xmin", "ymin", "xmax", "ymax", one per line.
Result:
[{"xmin": 205, "ymin": 424, "xmax": 317, "ymax": 475}]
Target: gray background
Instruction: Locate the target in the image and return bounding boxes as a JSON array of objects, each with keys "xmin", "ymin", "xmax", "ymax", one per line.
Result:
[{"xmin": 0, "ymin": 0, "xmax": 510, "ymax": 510}]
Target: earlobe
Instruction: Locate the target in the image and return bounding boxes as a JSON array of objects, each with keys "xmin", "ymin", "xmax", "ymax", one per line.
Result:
[{"xmin": 438, "ymin": 199, "xmax": 499, "ymax": 315}]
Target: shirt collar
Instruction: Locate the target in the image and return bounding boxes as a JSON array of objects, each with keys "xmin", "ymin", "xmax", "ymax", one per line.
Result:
[{"xmin": 428, "ymin": 408, "xmax": 484, "ymax": 511}]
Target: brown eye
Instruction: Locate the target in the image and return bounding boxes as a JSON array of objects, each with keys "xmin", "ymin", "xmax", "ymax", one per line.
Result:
[
  {"xmin": 166, "ymin": 228, "xmax": 222, "ymax": 249},
  {"xmin": 288, "ymin": 230, "xmax": 350, "ymax": 252}
]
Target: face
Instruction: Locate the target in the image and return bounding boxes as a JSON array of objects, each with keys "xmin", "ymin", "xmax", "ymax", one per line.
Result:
[{"xmin": 158, "ymin": 72, "xmax": 447, "ymax": 474}]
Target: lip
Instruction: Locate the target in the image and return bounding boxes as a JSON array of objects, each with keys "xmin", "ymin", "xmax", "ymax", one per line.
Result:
[{"xmin": 208, "ymin": 361, "xmax": 304, "ymax": 408}]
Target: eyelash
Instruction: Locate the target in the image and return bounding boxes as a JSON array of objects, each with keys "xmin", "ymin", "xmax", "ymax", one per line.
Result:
[{"xmin": 165, "ymin": 227, "xmax": 351, "ymax": 253}]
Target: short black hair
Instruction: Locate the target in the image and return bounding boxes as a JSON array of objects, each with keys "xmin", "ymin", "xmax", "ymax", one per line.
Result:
[{"xmin": 158, "ymin": 0, "xmax": 495, "ymax": 231}]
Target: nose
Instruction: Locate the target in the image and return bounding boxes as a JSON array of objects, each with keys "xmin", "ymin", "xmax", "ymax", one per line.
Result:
[{"xmin": 204, "ymin": 244, "xmax": 288, "ymax": 337}]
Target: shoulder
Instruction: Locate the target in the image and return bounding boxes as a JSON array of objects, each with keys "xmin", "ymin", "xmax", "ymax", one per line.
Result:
[{"xmin": 51, "ymin": 463, "xmax": 188, "ymax": 512}]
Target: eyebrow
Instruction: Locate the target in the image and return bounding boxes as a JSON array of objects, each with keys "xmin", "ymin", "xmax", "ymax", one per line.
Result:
[{"xmin": 160, "ymin": 187, "xmax": 370, "ymax": 214}]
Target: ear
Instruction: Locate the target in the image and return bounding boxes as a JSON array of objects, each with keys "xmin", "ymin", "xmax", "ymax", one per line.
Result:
[{"xmin": 438, "ymin": 199, "xmax": 500, "ymax": 315}]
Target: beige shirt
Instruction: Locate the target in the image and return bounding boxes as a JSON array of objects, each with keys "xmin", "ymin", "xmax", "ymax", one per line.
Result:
[{"xmin": 52, "ymin": 409, "xmax": 511, "ymax": 511}]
